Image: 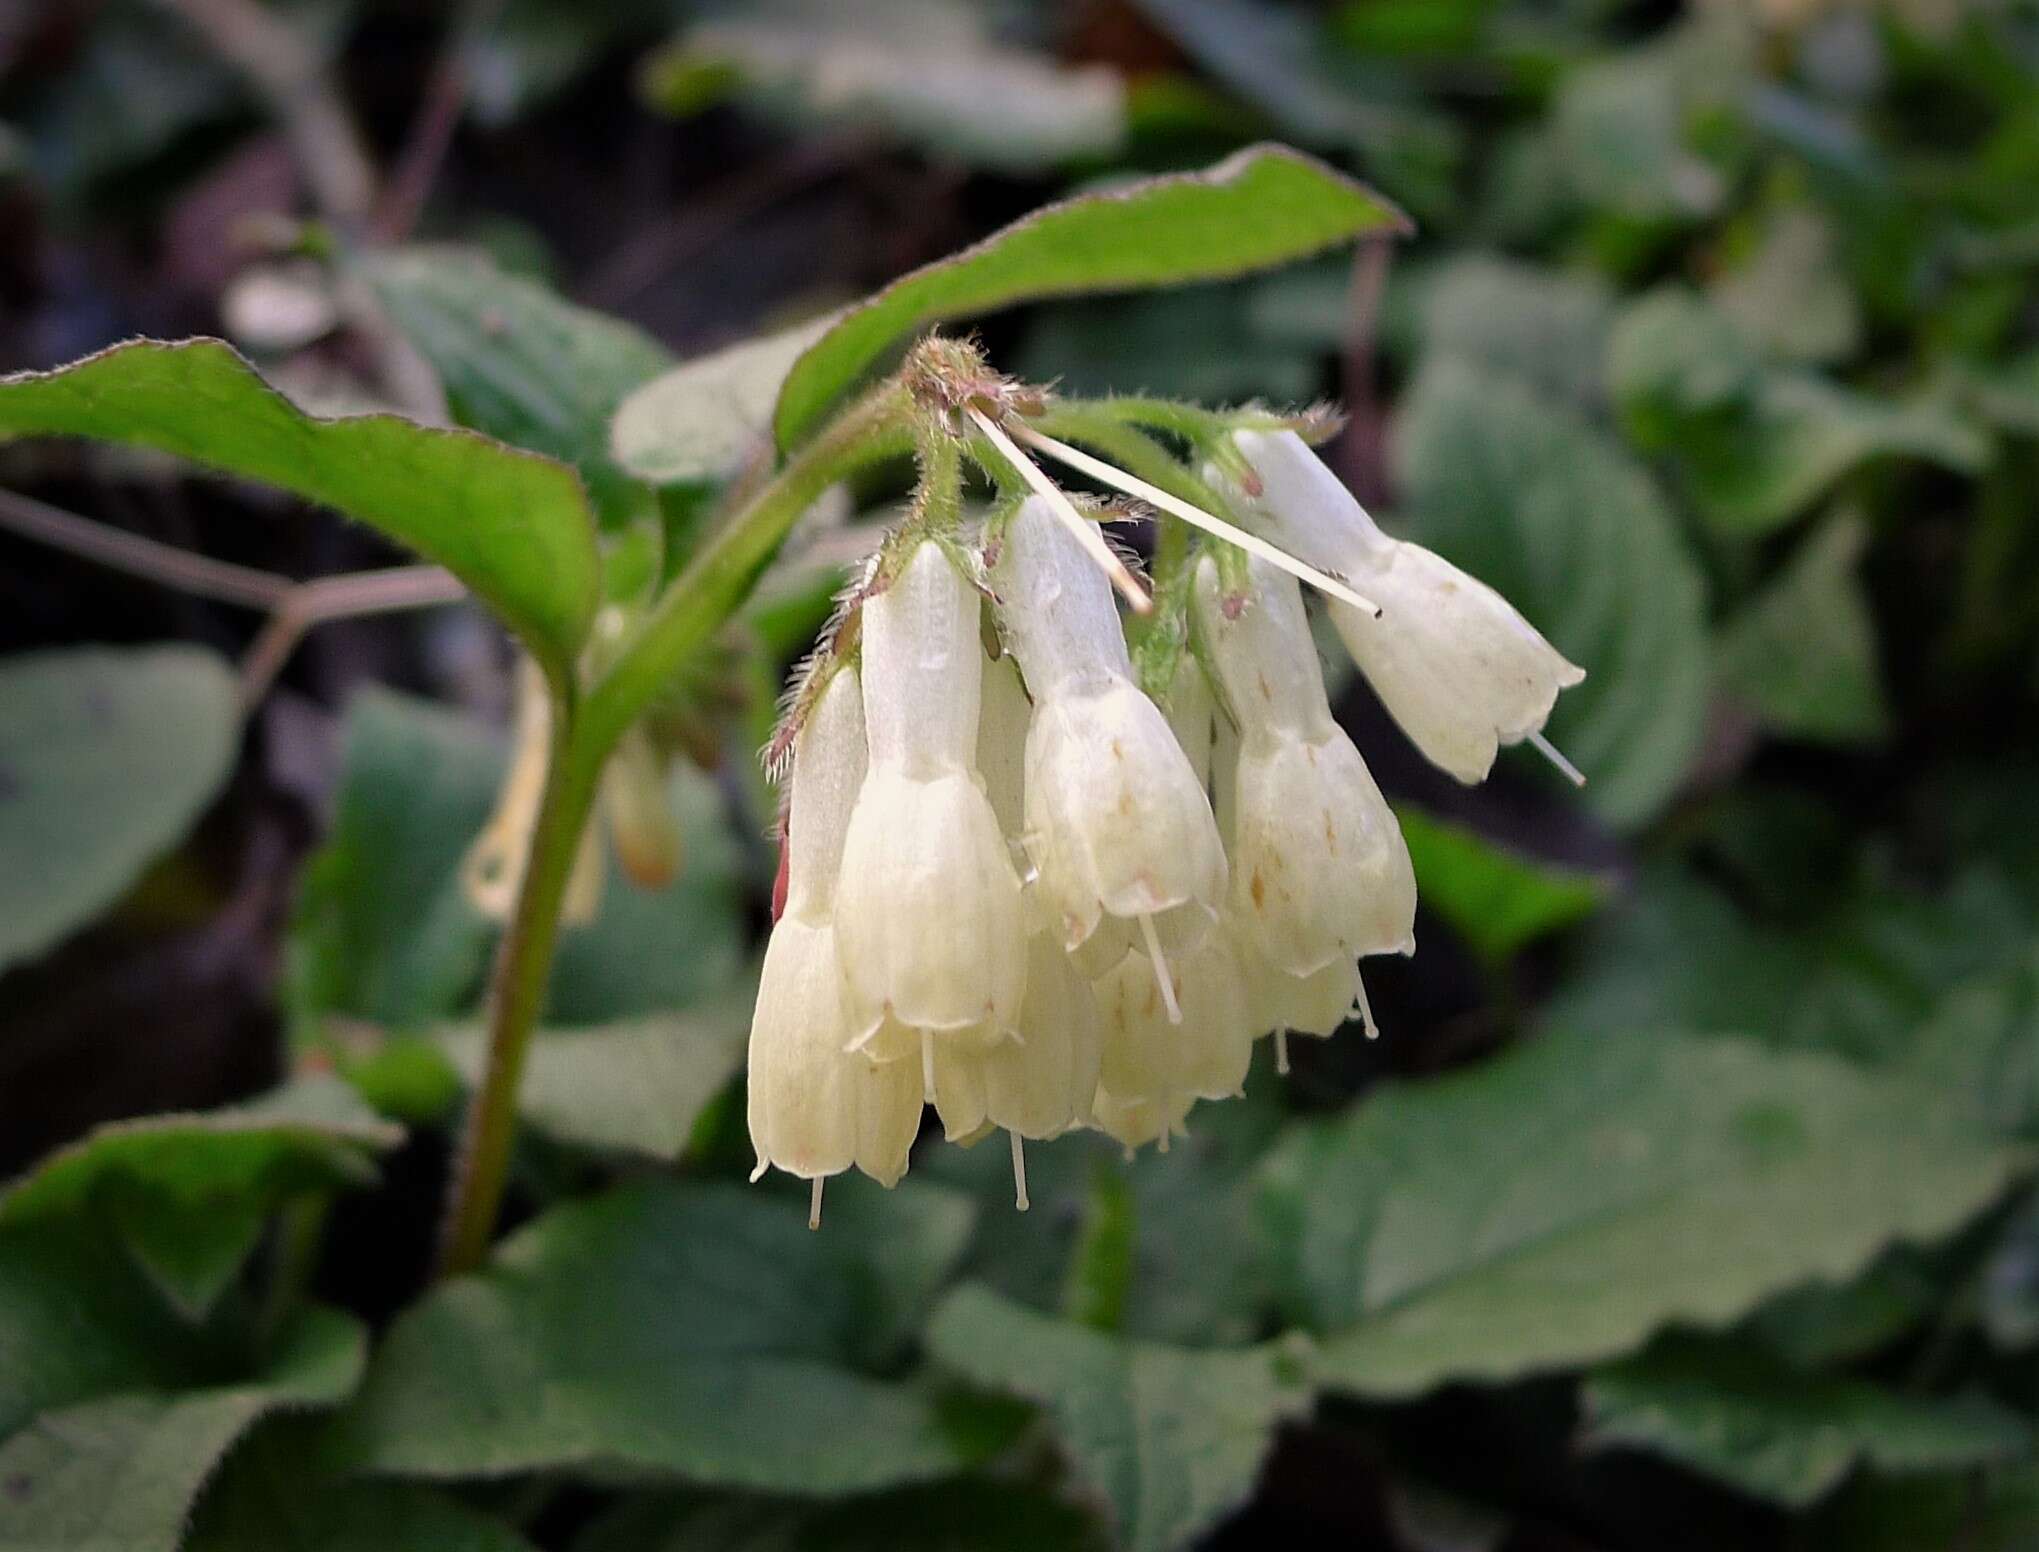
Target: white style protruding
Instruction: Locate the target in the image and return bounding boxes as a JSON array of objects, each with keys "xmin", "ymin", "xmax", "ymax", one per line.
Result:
[{"xmin": 1215, "ymin": 430, "xmax": 1584, "ymax": 785}]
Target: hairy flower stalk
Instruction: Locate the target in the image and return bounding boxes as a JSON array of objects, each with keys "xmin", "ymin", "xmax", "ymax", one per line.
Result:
[
  {"xmin": 725, "ymin": 347, "xmax": 1585, "ymax": 1216},
  {"xmin": 1210, "ymin": 430, "xmax": 1586, "ymax": 786}
]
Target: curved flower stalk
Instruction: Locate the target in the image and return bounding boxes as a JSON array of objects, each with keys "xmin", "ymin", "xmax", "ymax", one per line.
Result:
[
  {"xmin": 1211, "ymin": 429, "xmax": 1585, "ymax": 786},
  {"xmin": 989, "ymin": 495, "xmax": 1227, "ymax": 1016},
  {"xmin": 748, "ymin": 665, "xmax": 923, "ymax": 1222},
  {"xmin": 834, "ymin": 539, "xmax": 1027, "ymax": 1063},
  {"xmin": 1195, "ymin": 553, "xmax": 1416, "ymax": 974}
]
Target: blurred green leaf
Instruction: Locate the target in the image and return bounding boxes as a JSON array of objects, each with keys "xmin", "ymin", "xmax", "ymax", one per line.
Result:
[
  {"xmin": 328, "ymin": 1180, "xmax": 1010, "ymax": 1492},
  {"xmin": 0, "ymin": 645, "xmax": 237, "ymax": 974},
  {"xmin": 1715, "ymin": 515, "xmax": 1890, "ymax": 745},
  {"xmin": 575, "ymin": 1479, "xmax": 1108, "ymax": 1552},
  {"xmin": 642, "ymin": 0, "xmax": 1126, "ymax": 173},
  {"xmin": 1583, "ymin": 1337, "xmax": 2030, "ymax": 1507},
  {"xmin": 1982, "ymin": 1186, "xmax": 2039, "ymax": 1351},
  {"xmin": 1394, "ymin": 357, "xmax": 1711, "ymax": 828},
  {"xmin": 1551, "ymin": 35, "xmax": 1734, "ymax": 223},
  {"xmin": 1261, "ymin": 1026, "xmax": 2026, "ymax": 1398},
  {"xmin": 1416, "ymin": 254, "xmax": 1615, "ymax": 408},
  {"xmin": 925, "ymin": 1284, "xmax": 1312, "ymax": 1552},
  {"xmin": 1610, "ymin": 288, "xmax": 1991, "ymax": 538},
  {"xmin": 1395, "ymin": 806, "xmax": 1610, "ymax": 967},
  {"xmin": 1809, "ymin": 1464, "xmax": 2039, "ymax": 1552},
  {"xmin": 773, "ymin": 143, "xmax": 1410, "ymax": 449},
  {"xmin": 0, "ymin": 1076, "xmax": 398, "ymax": 1318},
  {"xmin": 1710, "ymin": 206, "xmax": 1863, "ymax": 367},
  {"xmin": 437, "ymin": 993, "xmax": 748, "ymax": 1161},
  {"xmin": 1747, "ymin": 1248, "xmax": 1944, "ymax": 1371},
  {"xmin": 611, "ymin": 317, "xmax": 834, "ymax": 488},
  {"xmin": 0, "ymin": 1306, "xmax": 364, "ymax": 1552},
  {"xmin": 1900, "ymin": 947, "xmax": 2039, "ymax": 1138},
  {"xmin": 1014, "ymin": 286, "xmax": 1326, "ymax": 405},
  {"xmin": 363, "ymin": 247, "xmax": 674, "ymax": 532},
  {"xmin": 189, "ymin": 1423, "xmax": 538, "ymax": 1552},
  {"xmin": 0, "ymin": 340, "xmax": 600, "ymax": 675},
  {"xmin": 288, "ymin": 689, "xmax": 503, "ymax": 1036}
]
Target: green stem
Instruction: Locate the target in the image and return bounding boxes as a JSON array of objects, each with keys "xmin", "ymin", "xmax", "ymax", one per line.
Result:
[
  {"xmin": 434, "ymin": 382, "xmax": 913, "ymax": 1277},
  {"xmin": 436, "ymin": 696, "xmax": 601, "ymax": 1278}
]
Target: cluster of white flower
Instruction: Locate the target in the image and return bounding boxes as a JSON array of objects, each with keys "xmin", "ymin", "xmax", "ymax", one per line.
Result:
[{"xmin": 747, "ymin": 408, "xmax": 1583, "ymax": 1225}]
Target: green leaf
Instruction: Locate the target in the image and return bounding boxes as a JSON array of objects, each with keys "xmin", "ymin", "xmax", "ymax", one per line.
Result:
[
  {"xmin": 363, "ymin": 246, "xmax": 674, "ymax": 531},
  {"xmin": 773, "ymin": 144, "xmax": 1410, "ymax": 449},
  {"xmin": 1014, "ymin": 286, "xmax": 1327, "ymax": 406},
  {"xmin": 611, "ymin": 317, "xmax": 836, "ymax": 487},
  {"xmin": 0, "ymin": 1307, "xmax": 365, "ymax": 1552},
  {"xmin": 0, "ymin": 339, "xmax": 600, "ymax": 673},
  {"xmin": 1811, "ymin": 1464, "xmax": 2039, "ymax": 1552},
  {"xmin": 1714, "ymin": 516, "xmax": 1891, "ymax": 745},
  {"xmin": 576, "ymin": 1479, "xmax": 1108, "ymax": 1552},
  {"xmin": 643, "ymin": 1, "xmax": 1126, "ymax": 174},
  {"xmin": 925, "ymin": 1285, "xmax": 1313, "ymax": 1552},
  {"xmin": 0, "ymin": 645, "xmax": 238, "ymax": 973},
  {"xmin": 1416, "ymin": 254, "xmax": 1616, "ymax": 408},
  {"xmin": 1609, "ymin": 288, "xmax": 1991, "ymax": 538},
  {"xmin": 437, "ymin": 992, "xmax": 748, "ymax": 1161},
  {"xmin": 1394, "ymin": 806, "xmax": 1610, "ymax": 967},
  {"xmin": 1260, "ymin": 1027, "xmax": 2026, "ymax": 1398},
  {"xmin": 288, "ymin": 690, "xmax": 503, "ymax": 1035},
  {"xmin": 0, "ymin": 1076, "xmax": 400, "ymax": 1318},
  {"xmin": 1582, "ymin": 1338, "xmax": 2031, "ymax": 1507},
  {"xmin": 1899, "ymin": 947, "xmax": 2039, "ymax": 1138},
  {"xmin": 1393, "ymin": 357, "xmax": 1710, "ymax": 828},
  {"xmin": 1709, "ymin": 207, "xmax": 1863, "ymax": 367},
  {"xmin": 1746, "ymin": 1249, "xmax": 1943, "ymax": 1370},
  {"xmin": 189, "ymin": 1424, "xmax": 538, "ymax": 1552},
  {"xmin": 328, "ymin": 1180, "xmax": 1008, "ymax": 1492}
]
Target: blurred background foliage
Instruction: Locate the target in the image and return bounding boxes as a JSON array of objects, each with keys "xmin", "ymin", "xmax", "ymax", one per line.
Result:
[{"xmin": 3, "ymin": 1, "xmax": 2039, "ymax": 1549}]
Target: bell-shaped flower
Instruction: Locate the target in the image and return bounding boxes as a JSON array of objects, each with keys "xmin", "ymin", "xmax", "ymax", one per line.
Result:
[
  {"xmin": 748, "ymin": 666, "xmax": 924, "ymax": 1208},
  {"xmin": 602, "ymin": 723, "xmax": 683, "ymax": 889},
  {"xmin": 463, "ymin": 656, "xmax": 602, "ymax": 927},
  {"xmin": 835, "ymin": 540, "xmax": 1026, "ymax": 1058},
  {"xmin": 1091, "ymin": 930, "xmax": 1252, "ymax": 1151},
  {"xmin": 1197, "ymin": 553, "xmax": 1416, "ymax": 976},
  {"xmin": 990, "ymin": 496, "xmax": 1226, "ymax": 985},
  {"xmin": 1213, "ymin": 429, "xmax": 1584, "ymax": 785}
]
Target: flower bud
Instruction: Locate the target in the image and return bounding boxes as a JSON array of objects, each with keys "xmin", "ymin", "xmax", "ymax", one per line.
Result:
[
  {"xmin": 748, "ymin": 667, "xmax": 923, "ymax": 1188},
  {"xmin": 991, "ymin": 497, "xmax": 1226, "ymax": 957},
  {"xmin": 1196, "ymin": 554, "xmax": 1416, "ymax": 975},
  {"xmin": 603, "ymin": 724, "xmax": 683, "ymax": 889},
  {"xmin": 463, "ymin": 656, "xmax": 602, "ymax": 928},
  {"xmin": 835, "ymin": 541, "xmax": 1026, "ymax": 1052},
  {"xmin": 1214, "ymin": 430, "xmax": 1584, "ymax": 785}
]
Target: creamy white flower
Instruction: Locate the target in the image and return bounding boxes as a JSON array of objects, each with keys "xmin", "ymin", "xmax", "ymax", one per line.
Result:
[
  {"xmin": 748, "ymin": 667, "xmax": 924, "ymax": 1194},
  {"xmin": 835, "ymin": 541, "xmax": 1026, "ymax": 1054},
  {"xmin": 931, "ymin": 930, "xmax": 1103, "ymax": 1145},
  {"xmin": 991, "ymin": 496, "xmax": 1226, "ymax": 964},
  {"xmin": 462, "ymin": 656, "xmax": 602, "ymax": 927},
  {"xmin": 1197, "ymin": 553, "xmax": 1416, "ymax": 973},
  {"xmin": 1215, "ymin": 429, "xmax": 1584, "ymax": 785},
  {"xmin": 1091, "ymin": 931, "xmax": 1252, "ymax": 1150}
]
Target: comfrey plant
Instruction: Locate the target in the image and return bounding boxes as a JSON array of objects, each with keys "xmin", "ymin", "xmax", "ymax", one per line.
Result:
[{"xmin": 745, "ymin": 338, "xmax": 1583, "ymax": 1225}]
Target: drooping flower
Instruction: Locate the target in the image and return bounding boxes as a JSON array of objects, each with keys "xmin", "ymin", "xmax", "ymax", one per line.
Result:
[
  {"xmin": 1195, "ymin": 552, "xmax": 1416, "ymax": 974},
  {"xmin": 747, "ymin": 665, "xmax": 924, "ymax": 1221},
  {"xmin": 834, "ymin": 539, "xmax": 1027, "ymax": 1062},
  {"xmin": 1212, "ymin": 429, "xmax": 1585, "ymax": 786},
  {"xmin": 989, "ymin": 495, "xmax": 1227, "ymax": 1010}
]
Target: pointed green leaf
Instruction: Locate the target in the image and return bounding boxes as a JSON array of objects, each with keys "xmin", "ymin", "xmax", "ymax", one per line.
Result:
[
  {"xmin": 1583, "ymin": 1337, "xmax": 2031, "ymax": 1507},
  {"xmin": 611, "ymin": 317, "xmax": 835, "ymax": 486},
  {"xmin": 327, "ymin": 1180, "xmax": 1007, "ymax": 1492},
  {"xmin": 0, "ymin": 339, "xmax": 601, "ymax": 671},
  {"xmin": 1262, "ymin": 1027, "xmax": 2026, "ymax": 1399},
  {"xmin": 773, "ymin": 144, "xmax": 1410, "ymax": 449},
  {"xmin": 1394, "ymin": 357, "xmax": 1710, "ymax": 827},
  {"xmin": 925, "ymin": 1284, "xmax": 1312, "ymax": 1552},
  {"xmin": 0, "ymin": 645, "xmax": 238, "ymax": 973},
  {"xmin": 363, "ymin": 247, "xmax": 673, "ymax": 530},
  {"xmin": 0, "ymin": 1307, "xmax": 365, "ymax": 1552}
]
